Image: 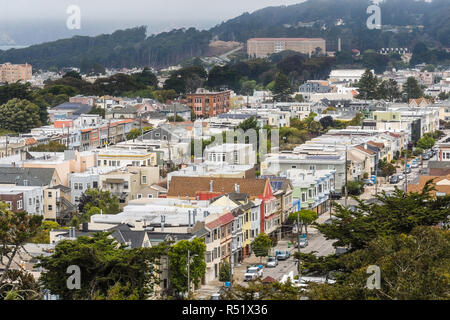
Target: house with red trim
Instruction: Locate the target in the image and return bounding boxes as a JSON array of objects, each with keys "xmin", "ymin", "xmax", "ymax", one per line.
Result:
[{"xmin": 167, "ymin": 177, "xmax": 280, "ymax": 238}]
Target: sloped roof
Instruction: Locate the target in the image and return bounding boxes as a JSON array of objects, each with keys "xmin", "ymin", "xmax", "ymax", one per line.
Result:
[
  {"xmin": 367, "ymin": 141, "xmax": 384, "ymax": 149},
  {"xmin": 0, "ymin": 167, "xmax": 56, "ymax": 186},
  {"xmin": 354, "ymin": 145, "xmax": 376, "ymax": 155},
  {"xmin": 52, "ymin": 102, "xmax": 92, "ymax": 115},
  {"xmin": 407, "ymin": 174, "xmax": 450, "ymax": 196},
  {"xmin": 168, "ymin": 177, "xmax": 268, "ymax": 198},
  {"xmin": 206, "ymin": 212, "xmax": 234, "ymax": 230}
]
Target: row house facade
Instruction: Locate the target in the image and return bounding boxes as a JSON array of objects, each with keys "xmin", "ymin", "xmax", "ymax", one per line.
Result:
[{"xmin": 167, "ymin": 176, "xmax": 279, "ymax": 246}]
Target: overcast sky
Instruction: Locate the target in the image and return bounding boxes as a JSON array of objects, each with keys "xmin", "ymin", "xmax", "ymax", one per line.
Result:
[
  {"xmin": 0, "ymin": 0, "xmax": 303, "ymax": 24},
  {"xmin": 0, "ymin": 0, "xmax": 306, "ymax": 45}
]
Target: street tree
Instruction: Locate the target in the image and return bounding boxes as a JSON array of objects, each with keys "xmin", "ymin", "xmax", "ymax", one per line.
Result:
[
  {"xmin": 251, "ymin": 233, "xmax": 273, "ymax": 262},
  {"xmin": 219, "ymin": 261, "xmax": 231, "ymax": 282},
  {"xmin": 168, "ymin": 238, "xmax": 206, "ymax": 298},
  {"xmin": 288, "ymin": 210, "xmax": 318, "ymax": 236},
  {"xmin": 417, "ymin": 135, "xmax": 435, "ymax": 150}
]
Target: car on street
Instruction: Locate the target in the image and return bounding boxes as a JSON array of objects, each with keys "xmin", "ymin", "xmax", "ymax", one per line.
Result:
[
  {"xmin": 276, "ymin": 250, "xmax": 291, "ymax": 260},
  {"xmin": 404, "ymin": 167, "xmax": 411, "ymax": 174},
  {"xmin": 422, "ymin": 153, "xmax": 430, "ymax": 160},
  {"xmin": 266, "ymin": 256, "xmax": 278, "ymax": 268},
  {"xmin": 411, "ymin": 162, "xmax": 419, "ymax": 168},
  {"xmin": 397, "ymin": 174, "xmax": 404, "ymax": 180},
  {"xmin": 363, "ymin": 179, "xmax": 374, "ymax": 186},
  {"xmin": 244, "ymin": 265, "xmax": 263, "ymax": 281},
  {"xmin": 210, "ymin": 293, "xmax": 221, "ymax": 300},
  {"xmin": 389, "ymin": 175, "xmax": 400, "ymax": 184},
  {"xmin": 330, "ymin": 191, "xmax": 342, "ymax": 200},
  {"xmin": 298, "ymin": 238, "xmax": 309, "ymax": 248}
]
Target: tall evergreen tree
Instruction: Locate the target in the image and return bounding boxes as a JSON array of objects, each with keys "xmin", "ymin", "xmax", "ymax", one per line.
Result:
[
  {"xmin": 403, "ymin": 77, "xmax": 424, "ymax": 101},
  {"xmin": 272, "ymin": 72, "xmax": 293, "ymax": 102},
  {"xmin": 357, "ymin": 69, "xmax": 378, "ymax": 100}
]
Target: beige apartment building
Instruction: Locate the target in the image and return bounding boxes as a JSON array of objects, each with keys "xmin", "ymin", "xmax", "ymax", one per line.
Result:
[
  {"xmin": 0, "ymin": 63, "xmax": 32, "ymax": 83},
  {"xmin": 99, "ymin": 166, "xmax": 160, "ymax": 204},
  {"xmin": 247, "ymin": 38, "xmax": 326, "ymax": 58}
]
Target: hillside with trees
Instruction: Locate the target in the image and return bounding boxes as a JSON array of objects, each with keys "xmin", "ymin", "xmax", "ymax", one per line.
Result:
[{"xmin": 0, "ymin": 0, "xmax": 449, "ymax": 70}]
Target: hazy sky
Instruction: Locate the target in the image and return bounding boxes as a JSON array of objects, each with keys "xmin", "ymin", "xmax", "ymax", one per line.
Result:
[
  {"xmin": 0, "ymin": 0, "xmax": 303, "ymax": 24},
  {"xmin": 0, "ymin": 0, "xmax": 306, "ymax": 45}
]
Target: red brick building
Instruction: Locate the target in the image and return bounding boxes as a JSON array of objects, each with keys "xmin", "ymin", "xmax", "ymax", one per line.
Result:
[
  {"xmin": 0, "ymin": 192, "xmax": 24, "ymax": 212},
  {"xmin": 187, "ymin": 89, "xmax": 231, "ymax": 118}
]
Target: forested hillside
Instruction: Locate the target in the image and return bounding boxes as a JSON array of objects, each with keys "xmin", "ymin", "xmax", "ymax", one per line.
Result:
[
  {"xmin": 0, "ymin": 27, "xmax": 211, "ymax": 70},
  {"xmin": 0, "ymin": 0, "xmax": 448, "ymax": 70}
]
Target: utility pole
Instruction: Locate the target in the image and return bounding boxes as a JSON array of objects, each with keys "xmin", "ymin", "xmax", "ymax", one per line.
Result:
[
  {"xmin": 344, "ymin": 145, "xmax": 348, "ymax": 207},
  {"xmin": 229, "ymin": 255, "xmax": 233, "ymax": 288},
  {"xmin": 187, "ymin": 249, "xmax": 190, "ymax": 298},
  {"xmin": 404, "ymin": 145, "xmax": 408, "ymax": 193},
  {"xmin": 139, "ymin": 113, "xmax": 143, "ymax": 141},
  {"xmin": 107, "ymin": 119, "xmax": 111, "ymax": 147},
  {"xmin": 297, "ymin": 212, "xmax": 301, "ymax": 253}
]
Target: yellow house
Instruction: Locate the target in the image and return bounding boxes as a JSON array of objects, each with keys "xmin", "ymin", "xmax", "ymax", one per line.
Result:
[{"xmin": 210, "ymin": 192, "xmax": 254, "ymax": 260}]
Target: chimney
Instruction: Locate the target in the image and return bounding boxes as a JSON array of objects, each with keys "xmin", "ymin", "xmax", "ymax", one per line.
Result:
[
  {"xmin": 193, "ymin": 209, "xmax": 197, "ymax": 224},
  {"xmin": 209, "ymin": 180, "xmax": 214, "ymax": 192},
  {"xmin": 235, "ymin": 184, "xmax": 240, "ymax": 193},
  {"xmin": 82, "ymin": 222, "xmax": 88, "ymax": 232}
]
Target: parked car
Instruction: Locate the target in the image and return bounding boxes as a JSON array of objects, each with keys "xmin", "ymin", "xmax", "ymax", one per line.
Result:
[
  {"xmin": 298, "ymin": 238, "xmax": 309, "ymax": 248},
  {"xmin": 422, "ymin": 153, "xmax": 430, "ymax": 160},
  {"xmin": 411, "ymin": 162, "xmax": 419, "ymax": 168},
  {"xmin": 266, "ymin": 256, "xmax": 278, "ymax": 268},
  {"xmin": 330, "ymin": 191, "xmax": 342, "ymax": 200},
  {"xmin": 210, "ymin": 293, "xmax": 221, "ymax": 300},
  {"xmin": 276, "ymin": 250, "xmax": 291, "ymax": 261},
  {"xmin": 397, "ymin": 174, "xmax": 404, "ymax": 180},
  {"xmin": 244, "ymin": 265, "xmax": 263, "ymax": 281},
  {"xmin": 404, "ymin": 167, "xmax": 411, "ymax": 174},
  {"xmin": 363, "ymin": 179, "xmax": 374, "ymax": 186},
  {"xmin": 389, "ymin": 175, "xmax": 400, "ymax": 184}
]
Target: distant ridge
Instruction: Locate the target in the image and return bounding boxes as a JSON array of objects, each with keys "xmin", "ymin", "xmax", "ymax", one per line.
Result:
[{"xmin": 0, "ymin": 0, "xmax": 448, "ymax": 70}]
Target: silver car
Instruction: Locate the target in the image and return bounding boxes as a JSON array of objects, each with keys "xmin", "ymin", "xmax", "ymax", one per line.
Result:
[
  {"xmin": 266, "ymin": 257, "xmax": 278, "ymax": 268},
  {"xmin": 298, "ymin": 238, "xmax": 309, "ymax": 248}
]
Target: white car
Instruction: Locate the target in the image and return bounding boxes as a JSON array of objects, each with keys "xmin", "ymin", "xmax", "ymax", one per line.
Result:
[
  {"xmin": 411, "ymin": 162, "xmax": 419, "ymax": 168},
  {"xmin": 397, "ymin": 174, "xmax": 404, "ymax": 180},
  {"xmin": 244, "ymin": 266, "xmax": 263, "ymax": 281}
]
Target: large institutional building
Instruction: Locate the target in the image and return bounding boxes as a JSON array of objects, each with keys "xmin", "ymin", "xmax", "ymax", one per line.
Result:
[
  {"xmin": 0, "ymin": 62, "xmax": 32, "ymax": 83},
  {"xmin": 247, "ymin": 38, "xmax": 326, "ymax": 58}
]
